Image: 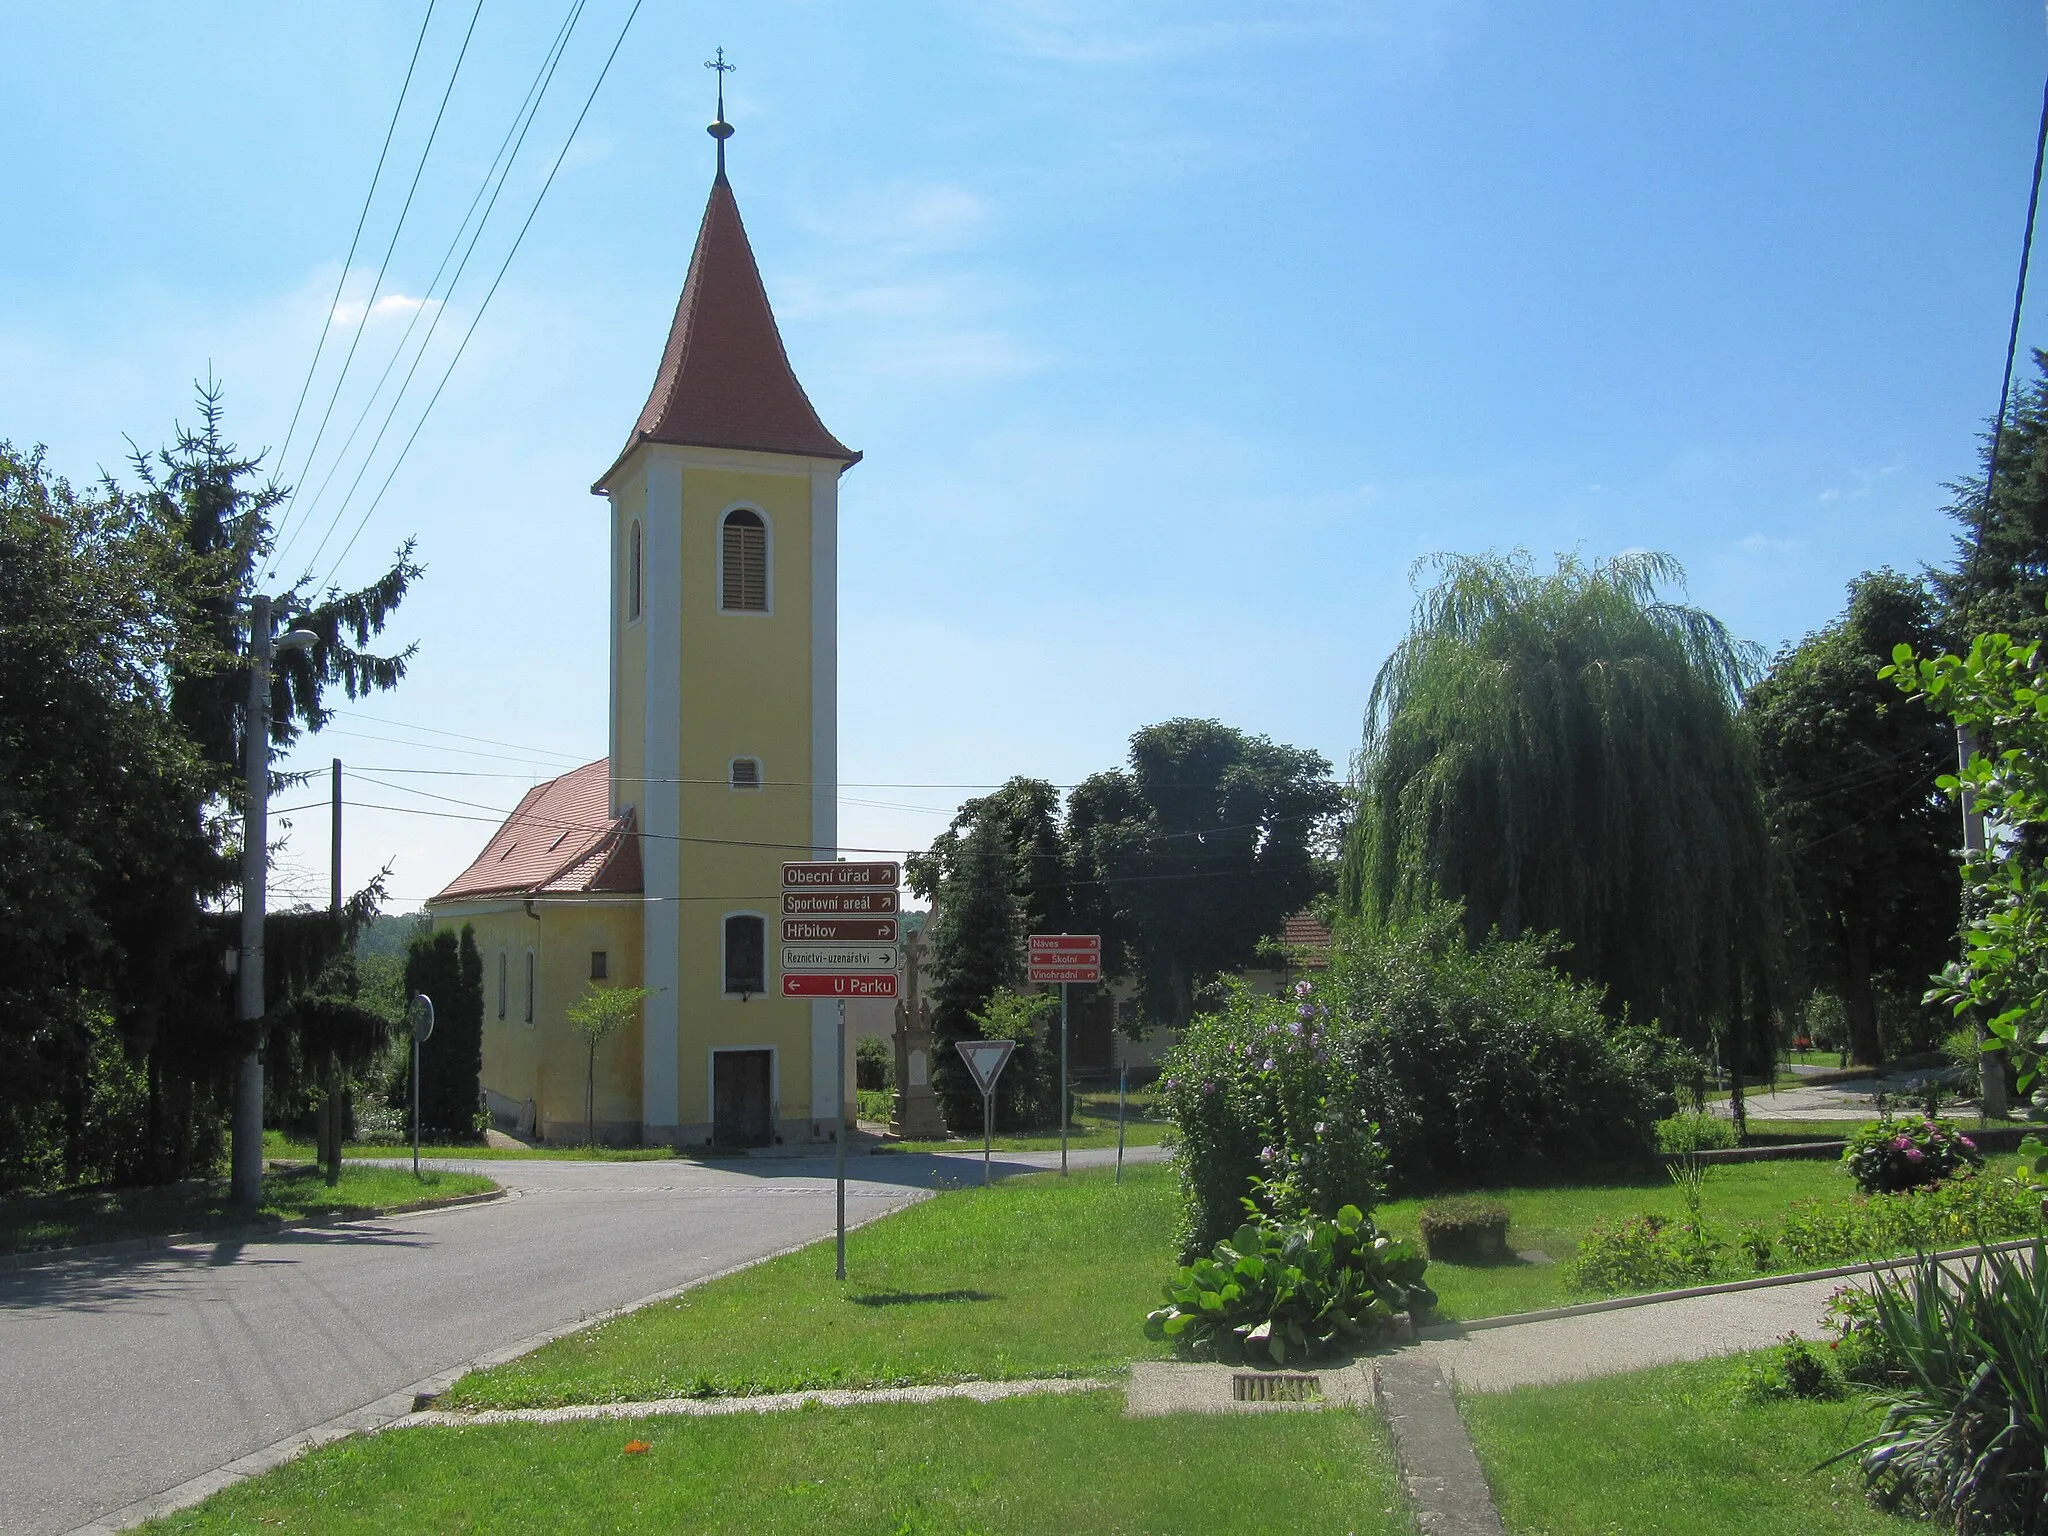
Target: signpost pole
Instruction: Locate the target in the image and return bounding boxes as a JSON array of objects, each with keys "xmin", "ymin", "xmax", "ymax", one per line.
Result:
[
  {"xmin": 1059, "ymin": 980, "xmax": 1070, "ymax": 1175},
  {"xmin": 412, "ymin": 1032, "xmax": 421, "ymax": 1179},
  {"xmin": 1117, "ymin": 1060, "xmax": 1127, "ymax": 1184},
  {"xmin": 835, "ymin": 997, "xmax": 847, "ymax": 1281},
  {"xmin": 982, "ymin": 1088, "xmax": 993, "ymax": 1186}
]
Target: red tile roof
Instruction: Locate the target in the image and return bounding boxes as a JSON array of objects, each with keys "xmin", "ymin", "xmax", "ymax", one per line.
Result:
[
  {"xmin": 596, "ymin": 172, "xmax": 856, "ymax": 489},
  {"xmin": 1280, "ymin": 909, "xmax": 1333, "ymax": 964},
  {"xmin": 428, "ymin": 760, "xmax": 641, "ymax": 904}
]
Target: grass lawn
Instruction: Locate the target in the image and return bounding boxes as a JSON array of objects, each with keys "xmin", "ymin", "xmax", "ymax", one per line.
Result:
[
  {"xmin": 262, "ymin": 1129, "xmax": 680, "ymax": 1162},
  {"xmin": 1462, "ymin": 1355, "xmax": 1920, "ymax": 1536},
  {"xmin": 0, "ymin": 1165, "xmax": 497, "ymax": 1256},
  {"xmin": 141, "ymin": 1391, "xmax": 1412, "ymax": 1536},
  {"xmin": 1379, "ymin": 1159, "xmax": 1864, "ymax": 1321},
  {"xmin": 449, "ymin": 1163, "xmax": 1179, "ymax": 1409},
  {"xmin": 884, "ymin": 1087, "xmax": 1173, "ymax": 1155}
]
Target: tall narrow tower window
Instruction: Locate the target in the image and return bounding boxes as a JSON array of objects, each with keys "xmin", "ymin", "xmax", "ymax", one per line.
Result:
[
  {"xmin": 628, "ymin": 519, "xmax": 643, "ymax": 621},
  {"xmin": 720, "ymin": 509, "xmax": 768, "ymax": 612},
  {"xmin": 724, "ymin": 914, "xmax": 766, "ymax": 995},
  {"xmin": 729, "ymin": 756, "xmax": 763, "ymax": 790}
]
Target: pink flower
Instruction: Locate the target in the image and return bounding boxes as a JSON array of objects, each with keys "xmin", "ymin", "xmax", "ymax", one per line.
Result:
[
  {"xmin": 1959, "ymin": 1136, "xmax": 1976, "ymax": 1149},
  {"xmin": 1904, "ymin": 1148, "xmax": 1925, "ymax": 1163},
  {"xmin": 1892, "ymin": 1136, "xmax": 1912, "ymax": 1151}
]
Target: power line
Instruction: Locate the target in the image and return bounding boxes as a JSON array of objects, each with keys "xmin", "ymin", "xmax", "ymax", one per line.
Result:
[
  {"xmin": 317, "ymin": 0, "xmax": 646, "ymax": 590},
  {"xmin": 287, "ymin": 0, "xmax": 591, "ymax": 580},
  {"xmin": 266, "ymin": 0, "xmax": 439, "ymax": 572},
  {"xmin": 271, "ymin": 0, "xmax": 486, "ymax": 577}
]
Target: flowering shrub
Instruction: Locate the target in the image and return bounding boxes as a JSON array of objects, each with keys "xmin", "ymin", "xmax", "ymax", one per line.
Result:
[
  {"xmin": 1158, "ymin": 978, "xmax": 1385, "ymax": 1256},
  {"xmin": 1142, "ymin": 1194, "xmax": 1435, "ymax": 1366},
  {"xmin": 1655, "ymin": 1109, "xmax": 1737, "ymax": 1155},
  {"xmin": 1842, "ymin": 1115, "xmax": 1982, "ymax": 1195},
  {"xmin": 1160, "ymin": 910, "xmax": 1684, "ymax": 1255}
]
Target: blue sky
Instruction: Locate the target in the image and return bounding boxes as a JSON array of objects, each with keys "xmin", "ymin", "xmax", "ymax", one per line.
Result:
[{"xmin": 4, "ymin": 1, "xmax": 2044, "ymax": 908}]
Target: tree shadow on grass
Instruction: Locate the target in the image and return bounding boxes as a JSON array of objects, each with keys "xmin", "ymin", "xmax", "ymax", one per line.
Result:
[{"xmin": 847, "ymin": 1289, "xmax": 998, "ymax": 1307}]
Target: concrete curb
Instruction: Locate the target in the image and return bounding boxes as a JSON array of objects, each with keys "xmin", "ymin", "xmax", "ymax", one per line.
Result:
[
  {"xmin": 1374, "ymin": 1356, "xmax": 1507, "ymax": 1535},
  {"xmin": 3, "ymin": 1186, "xmax": 507, "ymax": 1273},
  {"xmin": 397, "ymin": 1374, "xmax": 1109, "ymax": 1429},
  {"xmin": 65, "ymin": 1186, "xmax": 929, "ymax": 1534},
  {"xmin": 1417, "ymin": 1232, "xmax": 2043, "ymax": 1338}
]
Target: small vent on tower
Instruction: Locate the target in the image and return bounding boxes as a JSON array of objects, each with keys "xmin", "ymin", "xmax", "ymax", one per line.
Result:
[{"xmin": 730, "ymin": 756, "xmax": 763, "ymax": 791}]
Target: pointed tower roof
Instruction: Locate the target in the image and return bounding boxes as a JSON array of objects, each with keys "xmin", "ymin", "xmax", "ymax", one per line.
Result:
[{"xmin": 597, "ymin": 159, "xmax": 856, "ymax": 489}]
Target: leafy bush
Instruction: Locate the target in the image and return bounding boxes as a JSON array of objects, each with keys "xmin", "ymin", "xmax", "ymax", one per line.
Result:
[
  {"xmin": 1826, "ymin": 1238, "xmax": 2048, "ymax": 1532},
  {"xmin": 1158, "ymin": 979, "xmax": 1386, "ymax": 1256},
  {"xmin": 1160, "ymin": 908, "xmax": 1686, "ymax": 1253},
  {"xmin": 1736, "ymin": 1332, "xmax": 1844, "ymax": 1404},
  {"xmin": 1656, "ymin": 1109, "xmax": 1737, "ymax": 1154},
  {"xmin": 856, "ymin": 1036, "xmax": 893, "ymax": 1093},
  {"xmin": 1143, "ymin": 1194, "xmax": 1435, "ymax": 1366},
  {"xmin": 1418, "ymin": 1197, "xmax": 1511, "ymax": 1263},
  {"xmin": 1570, "ymin": 1170, "xmax": 2042, "ymax": 1297},
  {"xmin": 1842, "ymin": 1115, "xmax": 1983, "ymax": 1195}
]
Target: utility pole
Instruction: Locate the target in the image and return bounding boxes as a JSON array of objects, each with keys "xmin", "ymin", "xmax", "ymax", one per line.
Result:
[
  {"xmin": 1958, "ymin": 726, "xmax": 2011, "ymax": 1120},
  {"xmin": 230, "ymin": 596, "xmax": 317, "ymax": 1209},
  {"xmin": 321, "ymin": 758, "xmax": 344, "ymax": 1183}
]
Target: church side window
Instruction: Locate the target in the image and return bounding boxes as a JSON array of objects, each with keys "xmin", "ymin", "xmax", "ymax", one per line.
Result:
[
  {"xmin": 720, "ymin": 509, "xmax": 768, "ymax": 612},
  {"xmin": 524, "ymin": 950, "xmax": 536, "ymax": 1025},
  {"xmin": 628, "ymin": 520, "xmax": 642, "ymax": 622},
  {"xmin": 723, "ymin": 914, "xmax": 766, "ymax": 996},
  {"xmin": 497, "ymin": 950, "xmax": 507, "ymax": 1020}
]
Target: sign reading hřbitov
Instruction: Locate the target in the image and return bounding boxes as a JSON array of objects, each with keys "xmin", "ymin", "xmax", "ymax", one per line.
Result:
[
  {"xmin": 1028, "ymin": 933, "xmax": 1102, "ymax": 984},
  {"xmin": 779, "ymin": 917, "xmax": 897, "ymax": 943}
]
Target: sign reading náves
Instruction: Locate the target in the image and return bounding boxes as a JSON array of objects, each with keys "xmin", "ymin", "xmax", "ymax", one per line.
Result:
[{"xmin": 1028, "ymin": 933, "xmax": 1102, "ymax": 984}]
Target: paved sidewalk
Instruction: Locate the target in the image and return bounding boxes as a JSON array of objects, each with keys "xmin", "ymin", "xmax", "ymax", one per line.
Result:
[{"xmin": 1414, "ymin": 1273, "xmax": 1846, "ymax": 1394}]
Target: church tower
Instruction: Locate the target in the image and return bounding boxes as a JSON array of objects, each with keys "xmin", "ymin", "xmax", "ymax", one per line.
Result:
[{"xmin": 593, "ymin": 81, "xmax": 859, "ymax": 1146}]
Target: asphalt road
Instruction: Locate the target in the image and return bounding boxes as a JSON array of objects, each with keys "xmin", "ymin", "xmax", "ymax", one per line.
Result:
[{"xmin": 3, "ymin": 1145, "xmax": 1160, "ymax": 1536}]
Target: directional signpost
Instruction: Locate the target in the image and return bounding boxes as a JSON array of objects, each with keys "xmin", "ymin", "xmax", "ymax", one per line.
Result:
[
  {"xmin": 782, "ymin": 860, "xmax": 901, "ymax": 1279},
  {"xmin": 955, "ymin": 1037, "xmax": 1016, "ymax": 1186},
  {"xmin": 1028, "ymin": 935, "xmax": 1101, "ymax": 1174}
]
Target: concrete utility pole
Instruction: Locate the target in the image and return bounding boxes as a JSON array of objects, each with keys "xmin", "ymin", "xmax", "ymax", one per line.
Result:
[
  {"xmin": 230, "ymin": 596, "xmax": 318, "ymax": 1209},
  {"xmin": 1958, "ymin": 725, "xmax": 2012, "ymax": 1120}
]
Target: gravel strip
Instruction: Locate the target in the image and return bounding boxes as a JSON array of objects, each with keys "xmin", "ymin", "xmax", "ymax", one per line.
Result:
[{"xmin": 395, "ymin": 1376, "xmax": 1113, "ymax": 1428}]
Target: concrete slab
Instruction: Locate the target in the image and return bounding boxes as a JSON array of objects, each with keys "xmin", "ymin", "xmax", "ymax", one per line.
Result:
[{"xmin": 1124, "ymin": 1360, "xmax": 1375, "ymax": 1416}]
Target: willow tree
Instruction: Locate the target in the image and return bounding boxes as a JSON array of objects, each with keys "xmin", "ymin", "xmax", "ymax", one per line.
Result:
[{"xmin": 1341, "ymin": 551, "xmax": 1774, "ymax": 1050}]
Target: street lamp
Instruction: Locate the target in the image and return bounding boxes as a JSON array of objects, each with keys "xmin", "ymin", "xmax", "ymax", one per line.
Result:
[{"xmin": 230, "ymin": 594, "xmax": 319, "ymax": 1210}]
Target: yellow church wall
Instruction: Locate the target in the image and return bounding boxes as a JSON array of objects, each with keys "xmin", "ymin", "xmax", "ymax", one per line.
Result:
[
  {"xmin": 610, "ymin": 465, "xmax": 648, "ymax": 822},
  {"xmin": 669, "ymin": 460, "xmax": 821, "ymax": 1142},
  {"xmin": 437, "ymin": 900, "xmax": 644, "ymax": 1143}
]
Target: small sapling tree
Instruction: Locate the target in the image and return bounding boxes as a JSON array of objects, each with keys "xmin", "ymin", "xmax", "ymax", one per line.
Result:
[{"xmin": 566, "ymin": 983, "xmax": 652, "ymax": 1147}]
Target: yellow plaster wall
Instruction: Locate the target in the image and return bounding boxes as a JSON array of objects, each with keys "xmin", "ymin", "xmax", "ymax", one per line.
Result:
[
  {"xmin": 611, "ymin": 466, "xmax": 648, "ymax": 821},
  {"xmin": 442, "ymin": 902, "xmax": 644, "ymax": 1141},
  {"xmin": 671, "ymin": 462, "xmax": 818, "ymax": 1135}
]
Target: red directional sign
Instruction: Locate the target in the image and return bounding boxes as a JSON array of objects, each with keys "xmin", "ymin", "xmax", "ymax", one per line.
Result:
[
  {"xmin": 782, "ymin": 973, "xmax": 898, "ymax": 998},
  {"xmin": 1028, "ymin": 933, "xmax": 1102, "ymax": 984},
  {"xmin": 782, "ymin": 860, "xmax": 899, "ymax": 889},
  {"xmin": 782, "ymin": 890, "xmax": 899, "ymax": 916}
]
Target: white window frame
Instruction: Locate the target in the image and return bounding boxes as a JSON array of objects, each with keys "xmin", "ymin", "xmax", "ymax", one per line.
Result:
[
  {"xmin": 720, "ymin": 909, "xmax": 771, "ymax": 999},
  {"xmin": 729, "ymin": 755, "xmax": 764, "ymax": 791},
  {"xmin": 714, "ymin": 503, "xmax": 773, "ymax": 616}
]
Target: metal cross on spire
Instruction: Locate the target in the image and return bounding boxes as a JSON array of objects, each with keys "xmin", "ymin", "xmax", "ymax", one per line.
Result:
[{"xmin": 705, "ymin": 47, "xmax": 735, "ymax": 178}]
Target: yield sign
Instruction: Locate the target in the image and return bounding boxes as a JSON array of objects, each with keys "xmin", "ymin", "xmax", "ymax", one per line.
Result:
[{"xmin": 955, "ymin": 1038, "xmax": 1015, "ymax": 1097}]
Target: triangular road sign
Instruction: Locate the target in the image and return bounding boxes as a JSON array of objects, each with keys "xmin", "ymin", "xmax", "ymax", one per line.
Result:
[{"xmin": 955, "ymin": 1038, "xmax": 1015, "ymax": 1096}]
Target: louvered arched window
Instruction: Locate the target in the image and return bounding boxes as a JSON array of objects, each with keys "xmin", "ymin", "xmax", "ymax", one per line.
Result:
[{"xmin": 720, "ymin": 509, "xmax": 768, "ymax": 612}]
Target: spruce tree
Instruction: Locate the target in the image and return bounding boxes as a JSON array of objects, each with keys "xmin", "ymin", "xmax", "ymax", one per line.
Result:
[{"xmin": 926, "ymin": 818, "xmax": 1022, "ymax": 1130}]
